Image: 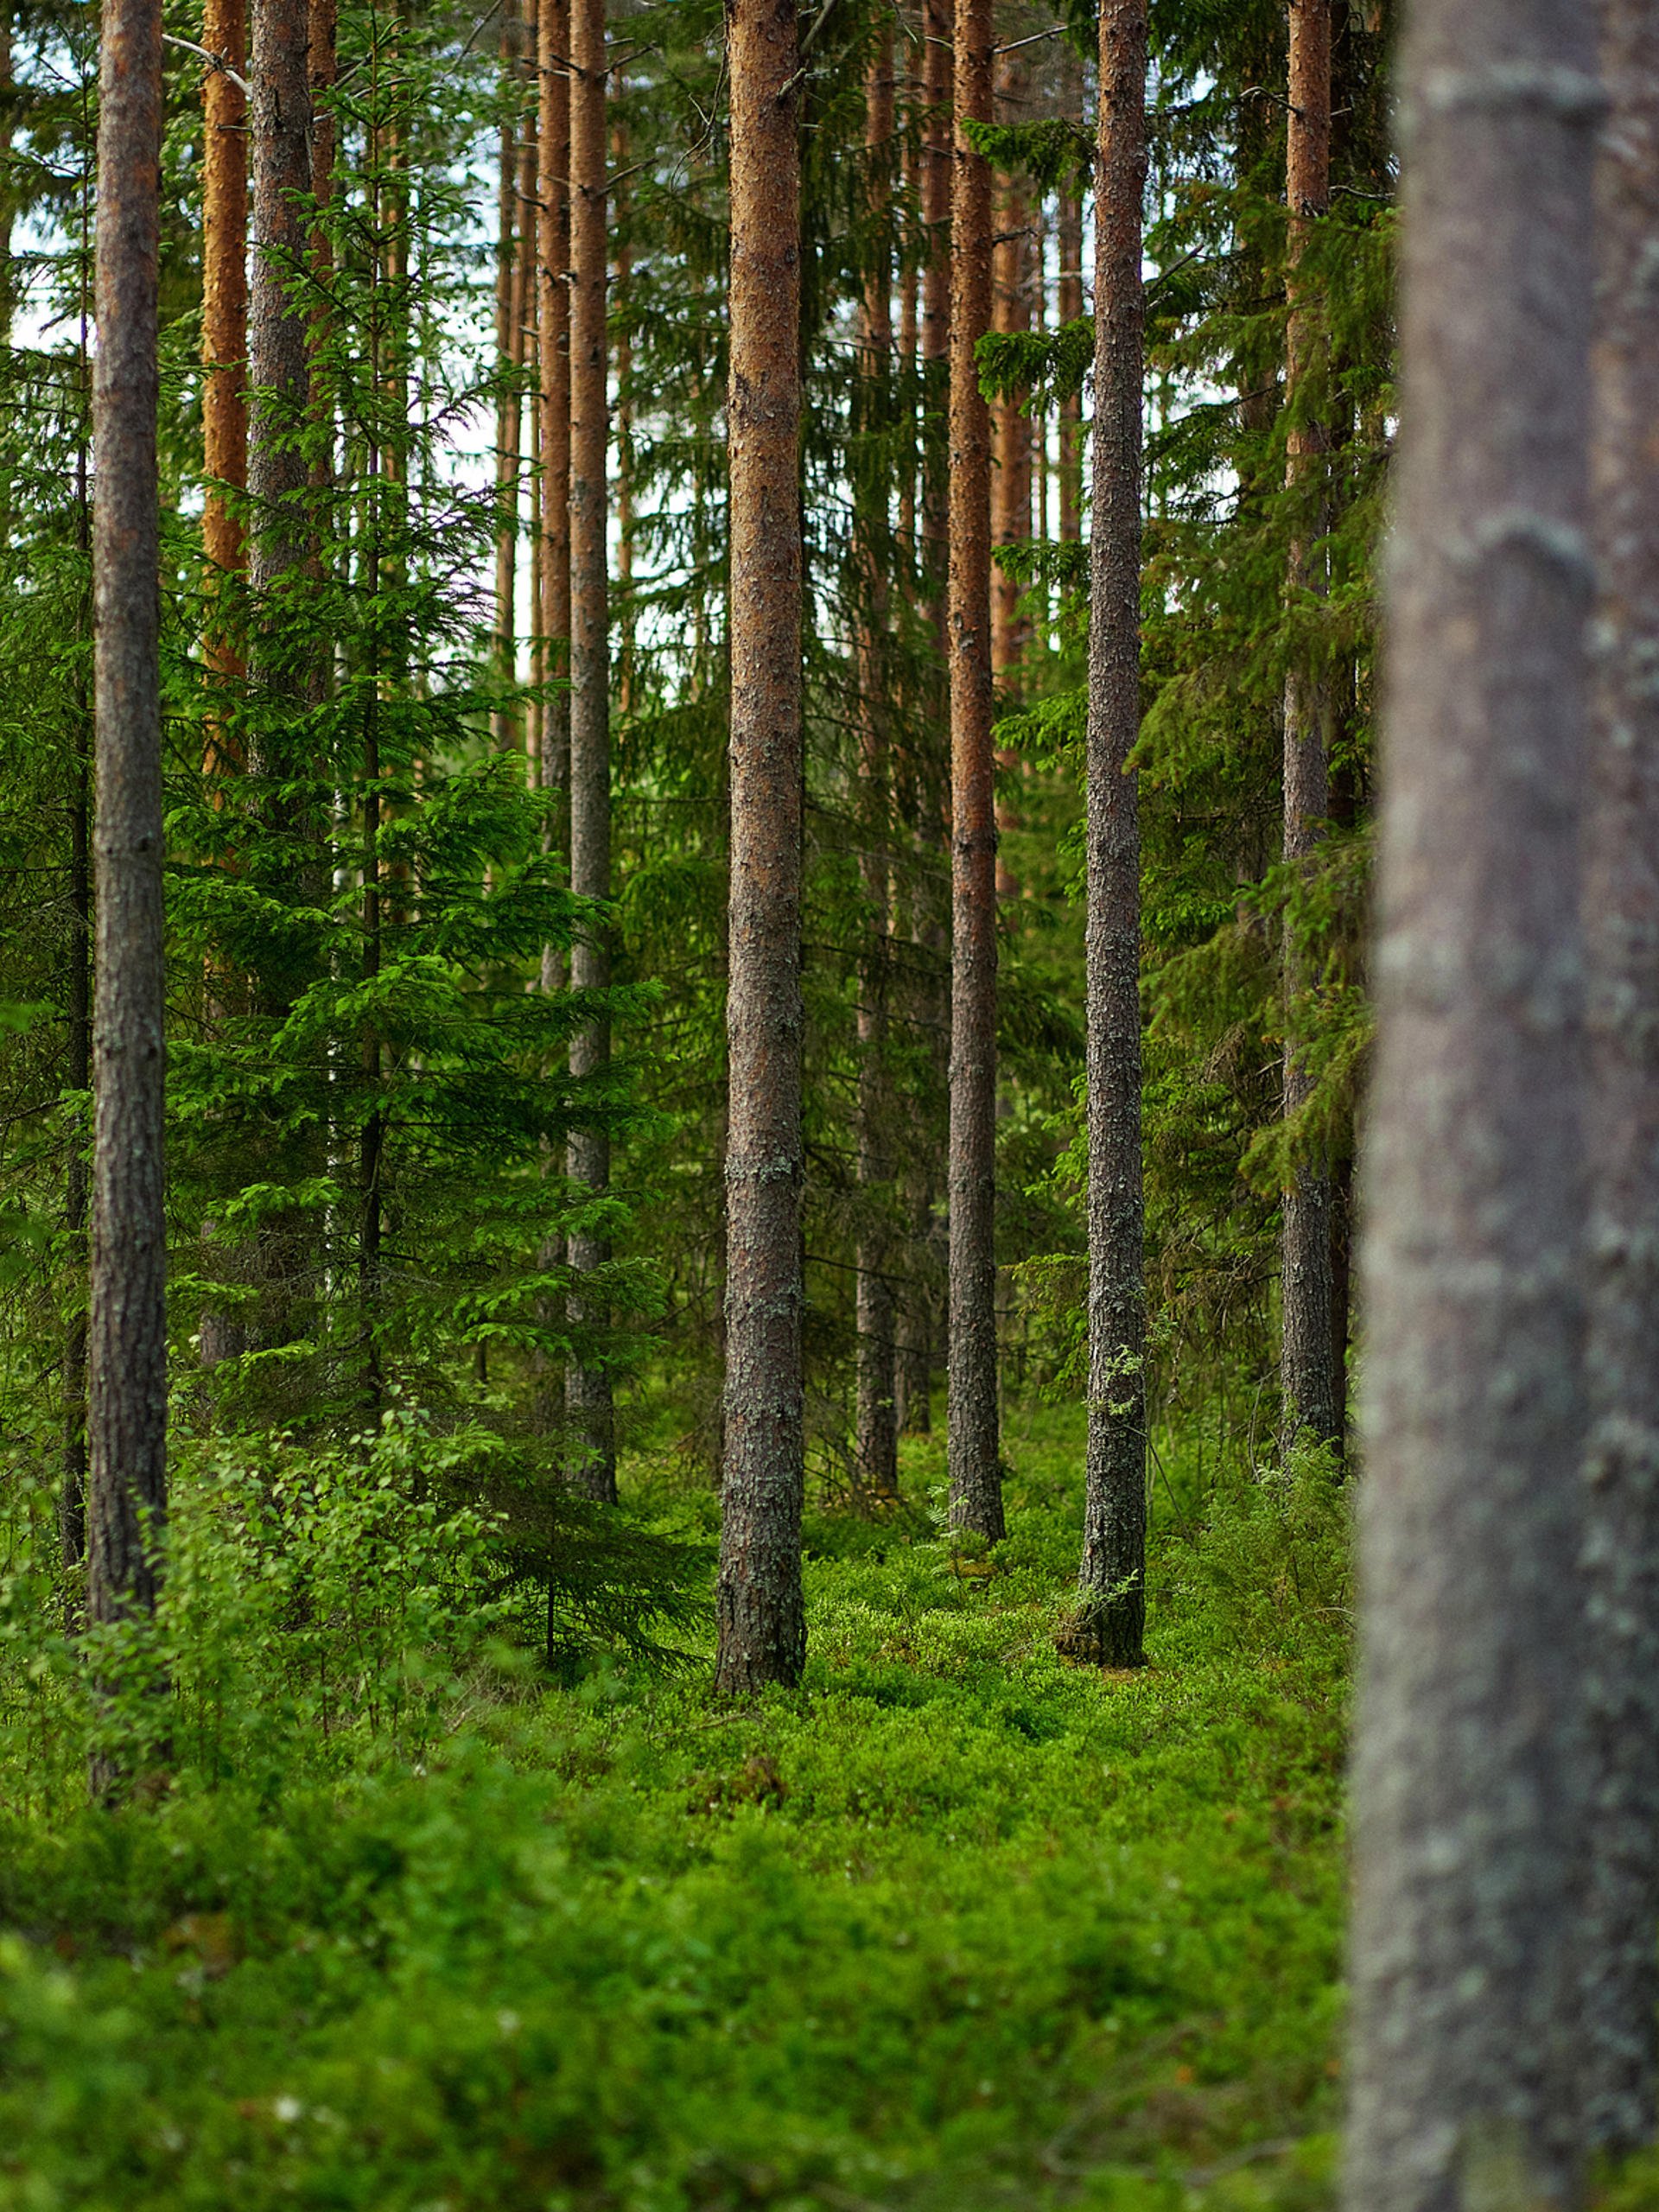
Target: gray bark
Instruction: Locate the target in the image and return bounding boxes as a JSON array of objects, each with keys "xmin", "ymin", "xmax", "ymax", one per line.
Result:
[
  {"xmin": 944, "ymin": 0, "xmax": 1001, "ymax": 1541},
  {"xmin": 1345, "ymin": 3, "xmax": 1599, "ymax": 2203},
  {"xmin": 1065, "ymin": 0, "xmax": 1146, "ymax": 1671},
  {"xmin": 87, "ymin": 0, "xmax": 168, "ymax": 1770},
  {"xmin": 1580, "ymin": 0, "xmax": 1659, "ymax": 2155},
  {"xmin": 855, "ymin": 29, "xmax": 898, "ymax": 1503},
  {"xmin": 566, "ymin": 0, "xmax": 615, "ymax": 1502},
  {"xmin": 713, "ymin": 0, "xmax": 805, "ymax": 1694},
  {"xmin": 1279, "ymin": 0, "xmax": 1339, "ymax": 1454}
]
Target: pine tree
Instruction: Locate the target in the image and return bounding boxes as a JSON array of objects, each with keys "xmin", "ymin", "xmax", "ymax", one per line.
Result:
[
  {"xmin": 714, "ymin": 0, "xmax": 805, "ymax": 1694},
  {"xmin": 1580, "ymin": 0, "xmax": 1659, "ymax": 2154},
  {"xmin": 200, "ymin": 0, "xmax": 246, "ymax": 687},
  {"xmin": 944, "ymin": 0, "xmax": 1001, "ymax": 1542},
  {"xmin": 86, "ymin": 0, "xmax": 168, "ymax": 1783},
  {"xmin": 537, "ymin": 0, "xmax": 570, "ymax": 970},
  {"xmin": 1064, "ymin": 0, "xmax": 1147, "ymax": 1671},
  {"xmin": 854, "ymin": 22, "xmax": 898, "ymax": 1502},
  {"xmin": 491, "ymin": 3, "xmax": 522, "ymax": 753},
  {"xmin": 1346, "ymin": 0, "xmax": 1598, "ymax": 2200},
  {"xmin": 1278, "ymin": 0, "xmax": 1338, "ymax": 1451},
  {"xmin": 565, "ymin": 0, "xmax": 615, "ymax": 1502}
]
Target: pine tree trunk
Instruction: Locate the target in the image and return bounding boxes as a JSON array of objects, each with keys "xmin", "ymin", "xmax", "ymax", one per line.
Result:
[
  {"xmin": 1345, "ymin": 1, "xmax": 1598, "ymax": 2201},
  {"xmin": 538, "ymin": 0, "xmax": 571, "ymax": 987},
  {"xmin": 854, "ymin": 29, "xmax": 897, "ymax": 1502},
  {"xmin": 565, "ymin": 0, "xmax": 615, "ymax": 1503},
  {"xmin": 530, "ymin": 0, "xmax": 570, "ymax": 1438},
  {"xmin": 1056, "ymin": 44, "xmax": 1084, "ymax": 547},
  {"xmin": 1580, "ymin": 0, "xmax": 1659, "ymax": 2155},
  {"xmin": 62, "ymin": 416, "xmax": 92, "ymax": 1594},
  {"xmin": 201, "ymin": 0, "xmax": 247, "ymax": 696},
  {"xmin": 306, "ymin": 0, "xmax": 335, "ymax": 511},
  {"xmin": 613, "ymin": 113, "xmax": 634, "ymax": 715},
  {"xmin": 714, "ymin": 0, "xmax": 805, "ymax": 1694},
  {"xmin": 989, "ymin": 54, "xmax": 1031, "ymax": 699},
  {"xmin": 512, "ymin": 60, "xmax": 538, "ymax": 753},
  {"xmin": 492, "ymin": 12, "xmax": 520, "ymax": 752},
  {"xmin": 920, "ymin": 0, "xmax": 950, "ymax": 639},
  {"xmin": 1063, "ymin": 0, "xmax": 1146, "ymax": 1671},
  {"xmin": 896, "ymin": 0, "xmax": 953, "ymax": 1442},
  {"xmin": 248, "ymin": 0, "xmax": 311, "ymax": 605},
  {"xmin": 1277, "ymin": 0, "xmax": 1338, "ymax": 1452},
  {"xmin": 944, "ymin": 0, "xmax": 1001, "ymax": 1541},
  {"xmin": 87, "ymin": 0, "xmax": 168, "ymax": 1781}
]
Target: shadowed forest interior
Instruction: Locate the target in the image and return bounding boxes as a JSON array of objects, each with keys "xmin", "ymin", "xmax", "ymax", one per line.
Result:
[{"xmin": 1, "ymin": 0, "xmax": 1656, "ymax": 2204}]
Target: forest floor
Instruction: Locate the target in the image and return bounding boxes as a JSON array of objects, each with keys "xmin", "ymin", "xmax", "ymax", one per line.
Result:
[{"xmin": 0, "ymin": 1403, "xmax": 1370, "ymax": 2209}]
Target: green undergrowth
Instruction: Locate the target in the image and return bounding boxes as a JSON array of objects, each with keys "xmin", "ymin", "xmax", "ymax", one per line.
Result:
[{"xmin": 0, "ymin": 1407, "xmax": 1355, "ymax": 2212}]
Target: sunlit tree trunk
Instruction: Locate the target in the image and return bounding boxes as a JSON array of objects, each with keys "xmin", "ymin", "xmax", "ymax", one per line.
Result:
[
  {"xmin": 1062, "ymin": 0, "xmax": 1146, "ymax": 1670},
  {"xmin": 714, "ymin": 0, "xmax": 806, "ymax": 1694},
  {"xmin": 87, "ymin": 0, "xmax": 168, "ymax": 1788},
  {"xmin": 1278, "ymin": 0, "xmax": 1338, "ymax": 1452},
  {"xmin": 1345, "ymin": 0, "xmax": 1598, "ymax": 2201},
  {"xmin": 1580, "ymin": 0, "xmax": 1659, "ymax": 2156},
  {"xmin": 565, "ymin": 0, "xmax": 615, "ymax": 1502},
  {"xmin": 944, "ymin": 0, "xmax": 1001, "ymax": 1541}
]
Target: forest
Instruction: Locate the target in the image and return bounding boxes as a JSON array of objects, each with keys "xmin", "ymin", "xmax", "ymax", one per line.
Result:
[{"xmin": 0, "ymin": 0, "xmax": 1652, "ymax": 2203}]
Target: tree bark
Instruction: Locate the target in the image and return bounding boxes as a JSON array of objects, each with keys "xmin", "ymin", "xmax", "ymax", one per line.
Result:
[
  {"xmin": 895, "ymin": 0, "xmax": 954, "ymax": 1443},
  {"xmin": 248, "ymin": 0, "xmax": 312, "ymax": 608},
  {"xmin": 87, "ymin": 0, "xmax": 168, "ymax": 1773},
  {"xmin": 613, "ymin": 111, "xmax": 635, "ymax": 715},
  {"xmin": 1056, "ymin": 42, "xmax": 1084, "ymax": 547},
  {"xmin": 306, "ymin": 0, "xmax": 335, "ymax": 512},
  {"xmin": 1344, "ymin": 2, "xmax": 1598, "ymax": 2202},
  {"xmin": 200, "ymin": 0, "xmax": 247, "ymax": 707},
  {"xmin": 855, "ymin": 27, "xmax": 898, "ymax": 1502},
  {"xmin": 538, "ymin": 0, "xmax": 571, "ymax": 982},
  {"xmin": 714, "ymin": 0, "xmax": 805, "ymax": 1694},
  {"xmin": 1064, "ymin": 0, "xmax": 1146, "ymax": 1671},
  {"xmin": 1278, "ymin": 0, "xmax": 1339, "ymax": 1453},
  {"xmin": 944, "ymin": 0, "xmax": 1001, "ymax": 1541},
  {"xmin": 565, "ymin": 0, "xmax": 615, "ymax": 1502},
  {"xmin": 1580, "ymin": 0, "xmax": 1659, "ymax": 2155},
  {"xmin": 989, "ymin": 51, "xmax": 1031, "ymax": 700},
  {"xmin": 492, "ymin": 10, "xmax": 522, "ymax": 752},
  {"xmin": 63, "ymin": 406, "xmax": 92, "ymax": 1595}
]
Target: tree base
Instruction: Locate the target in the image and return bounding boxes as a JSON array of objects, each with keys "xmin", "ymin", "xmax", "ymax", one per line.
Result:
[{"xmin": 1055, "ymin": 1599, "xmax": 1146, "ymax": 1671}]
